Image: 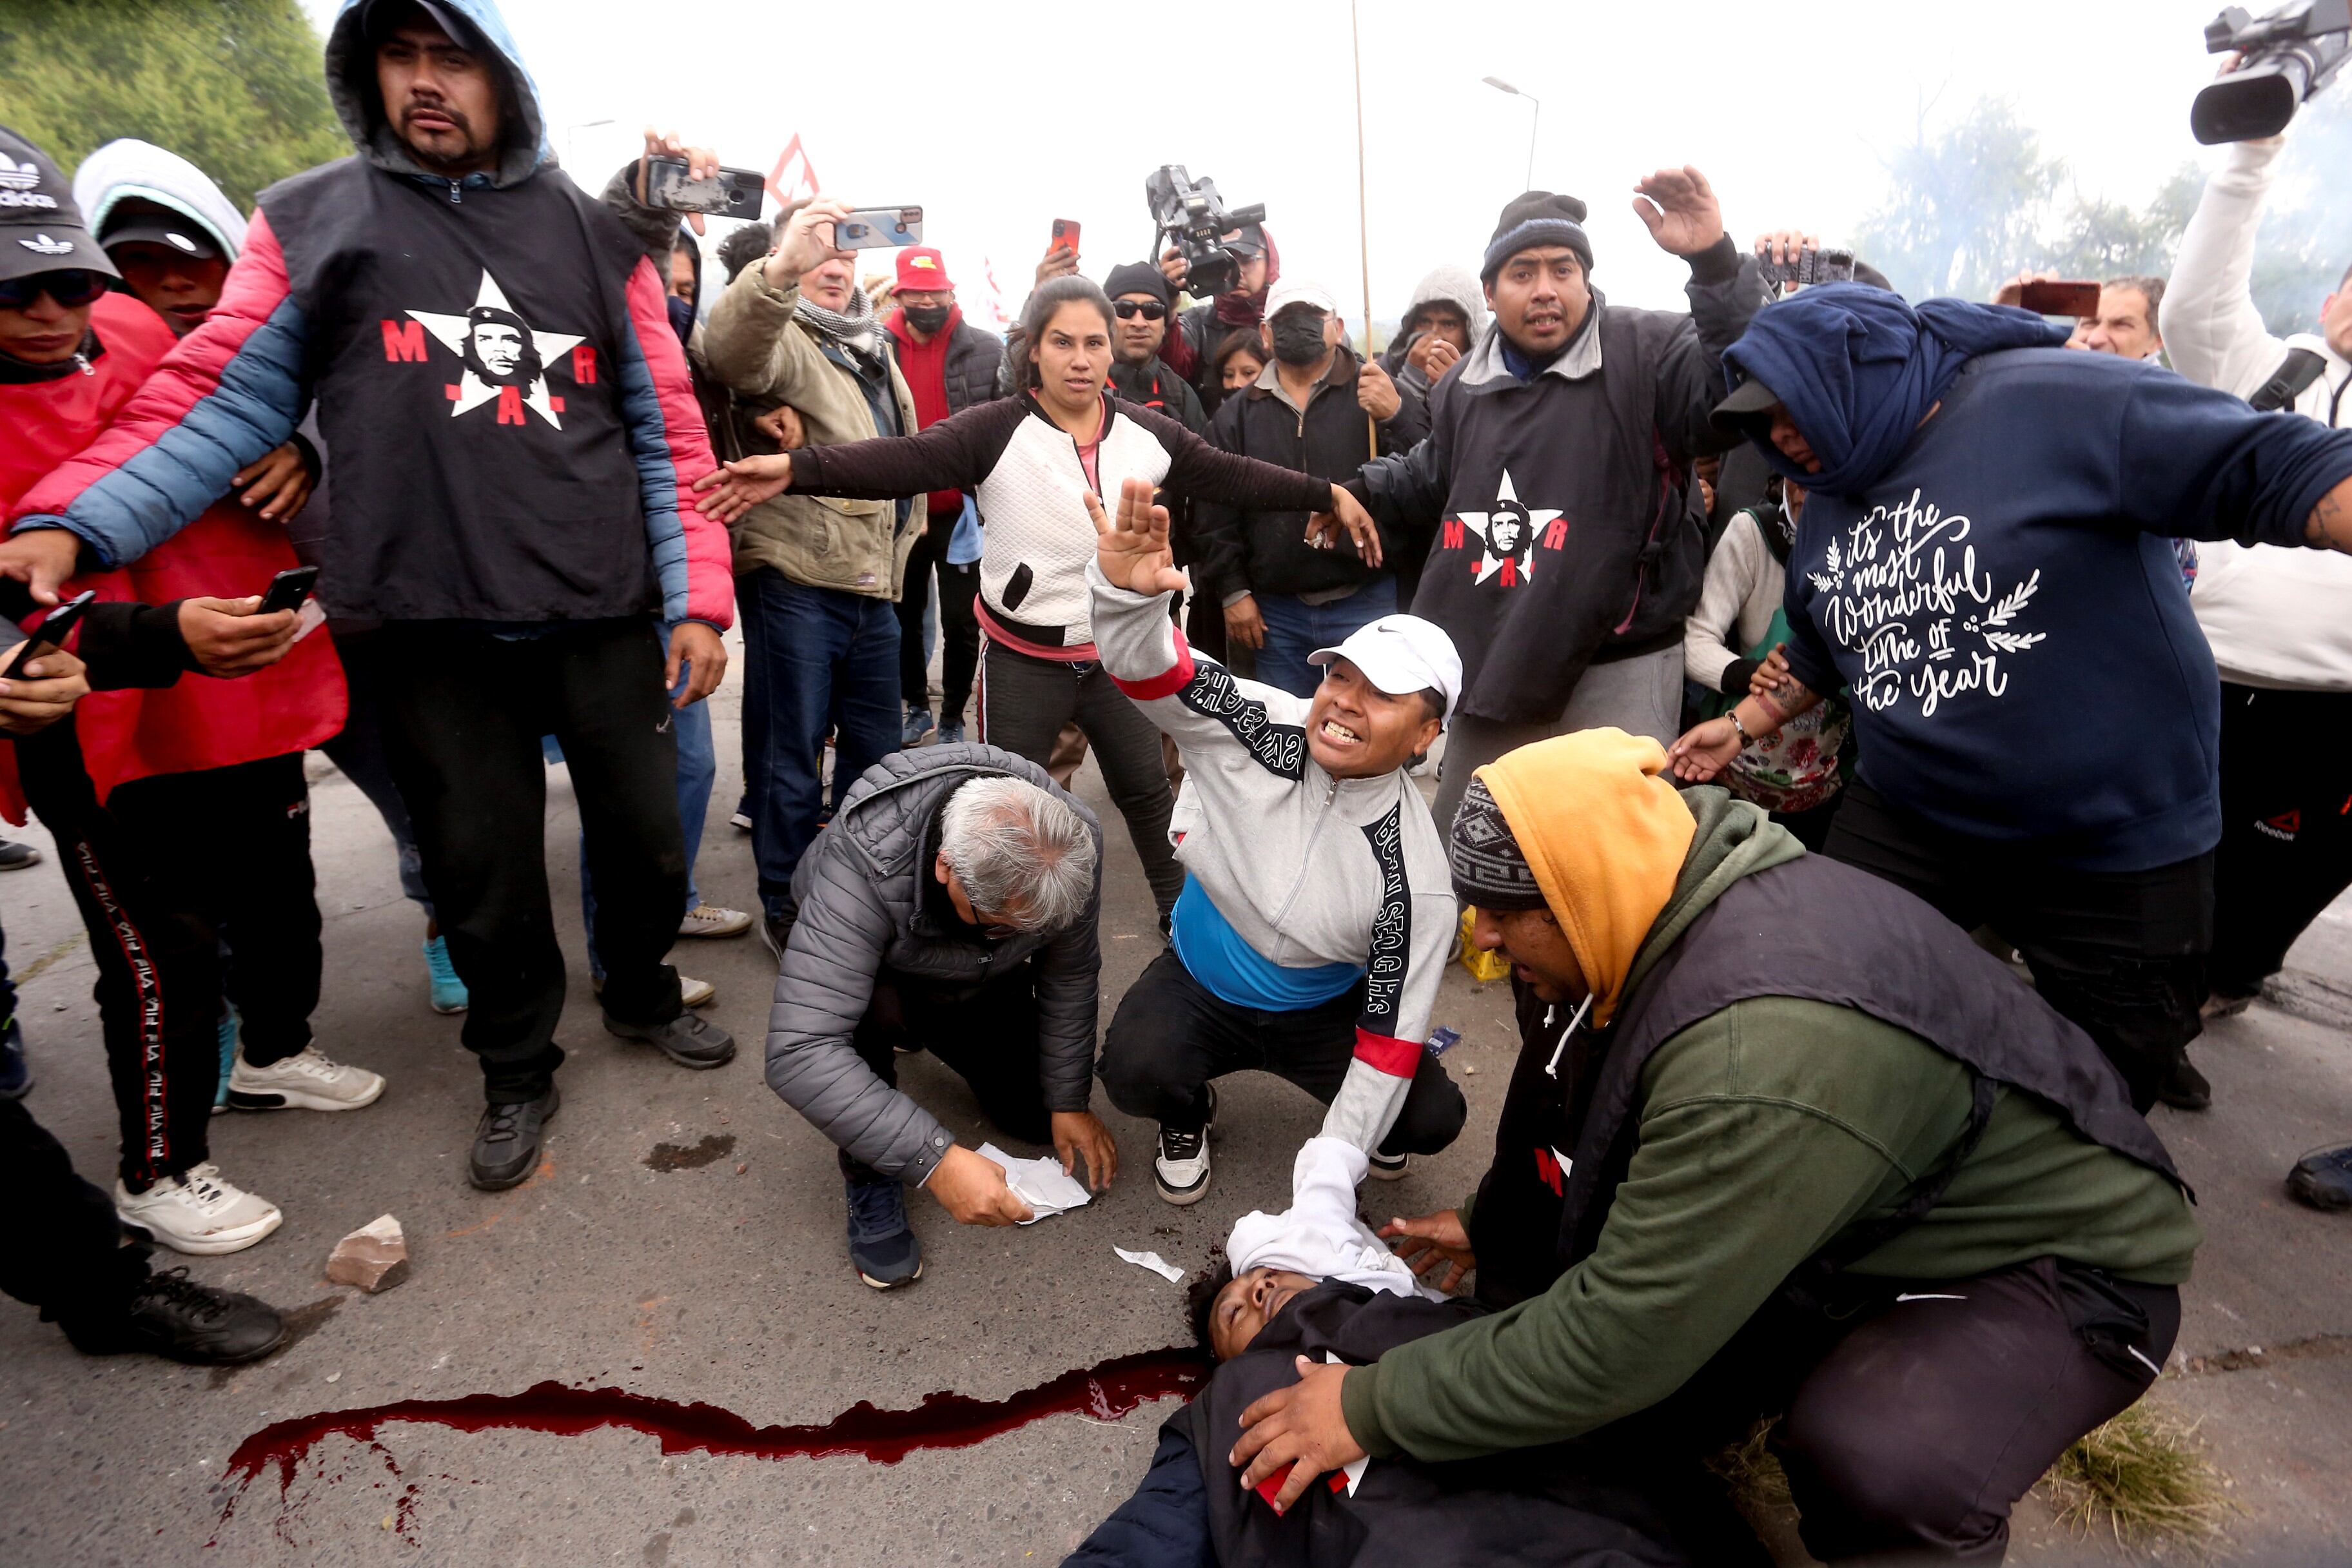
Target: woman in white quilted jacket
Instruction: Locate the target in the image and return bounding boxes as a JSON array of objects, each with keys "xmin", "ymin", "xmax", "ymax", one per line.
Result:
[{"xmin": 697, "ymin": 275, "xmax": 1382, "ymax": 927}]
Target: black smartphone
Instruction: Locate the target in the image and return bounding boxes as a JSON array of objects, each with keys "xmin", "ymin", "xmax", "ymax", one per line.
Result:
[
  {"xmin": 2019, "ymin": 279, "xmax": 2103, "ymax": 317},
  {"xmin": 257, "ymin": 565, "xmax": 320, "ymax": 616},
  {"xmin": 1756, "ymin": 245, "xmax": 1857, "ymax": 294},
  {"xmin": 644, "ymin": 157, "xmax": 767, "ymax": 218},
  {"xmin": 2, "ymin": 589, "xmax": 98, "ymax": 680}
]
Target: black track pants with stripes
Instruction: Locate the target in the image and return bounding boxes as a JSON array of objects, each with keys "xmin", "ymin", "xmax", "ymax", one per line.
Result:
[{"xmin": 15, "ymin": 720, "xmax": 220, "ymax": 1188}]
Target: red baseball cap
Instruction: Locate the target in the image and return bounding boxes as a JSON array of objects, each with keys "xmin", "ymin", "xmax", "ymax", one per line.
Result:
[{"xmin": 894, "ymin": 248, "xmax": 954, "ymax": 293}]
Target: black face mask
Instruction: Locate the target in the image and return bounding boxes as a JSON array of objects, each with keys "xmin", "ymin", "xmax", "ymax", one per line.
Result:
[
  {"xmin": 1269, "ymin": 313, "xmax": 1328, "ymax": 366},
  {"xmin": 902, "ymin": 302, "xmax": 952, "ymax": 335}
]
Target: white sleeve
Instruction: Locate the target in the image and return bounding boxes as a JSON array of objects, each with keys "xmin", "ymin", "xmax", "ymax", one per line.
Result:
[
  {"xmin": 1088, "ymin": 563, "xmax": 1316, "ymax": 772},
  {"xmin": 2166, "ymin": 139, "xmax": 2292, "ymax": 399},
  {"xmin": 1684, "ymin": 512, "xmax": 1767, "ymax": 690},
  {"xmin": 1286, "ymin": 1137, "xmax": 1373, "ymax": 1239}
]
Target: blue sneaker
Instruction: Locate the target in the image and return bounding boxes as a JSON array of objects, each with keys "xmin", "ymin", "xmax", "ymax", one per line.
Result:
[
  {"xmin": 936, "ymin": 720, "xmax": 965, "ymax": 745},
  {"xmin": 901, "ymin": 707, "xmax": 936, "ymax": 748},
  {"xmin": 845, "ymin": 1172, "xmax": 923, "ymax": 1289},
  {"xmin": 0, "ymin": 1019, "xmax": 29, "ymax": 1101},
  {"xmin": 212, "ymin": 1004, "xmax": 238, "ymax": 1114},
  {"xmin": 424, "ymin": 936, "xmax": 469, "ymax": 1014}
]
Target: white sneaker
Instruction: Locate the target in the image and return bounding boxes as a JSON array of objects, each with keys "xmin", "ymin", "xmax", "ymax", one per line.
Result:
[
  {"xmin": 681, "ymin": 974, "xmax": 716, "ymax": 1008},
  {"xmin": 678, "ymin": 903, "xmax": 753, "ymax": 939},
  {"xmin": 1153, "ymin": 1084, "xmax": 1217, "ymax": 1206},
  {"xmin": 227, "ymin": 1045, "xmax": 386, "ymax": 1112},
  {"xmin": 115, "ymin": 1163, "xmax": 283, "ymax": 1255}
]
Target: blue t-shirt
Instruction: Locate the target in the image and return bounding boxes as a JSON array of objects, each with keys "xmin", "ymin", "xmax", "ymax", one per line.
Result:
[
  {"xmin": 1169, "ymin": 876, "xmax": 1364, "ymax": 1012},
  {"xmin": 1780, "ymin": 347, "xmax": 2352, "ymax": 871}
]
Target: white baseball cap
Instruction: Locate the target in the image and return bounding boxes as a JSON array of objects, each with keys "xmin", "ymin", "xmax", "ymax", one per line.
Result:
[
  {"xmin": 1262, "ymin": 277, "xmax": 1340, "ymax": 322},
  {"xmin": 1309, "ymin": 614, "xmax": 1463, "ymax": 722}
]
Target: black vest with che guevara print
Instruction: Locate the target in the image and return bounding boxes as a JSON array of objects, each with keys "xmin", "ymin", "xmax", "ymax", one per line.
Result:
[
  {"xmin": 259, "ymin": 157, "xmax": 659, "ymax": 623},
  {"xmin": 1468, "ymin": 850, "xmax": 2183, "ymax": 1309}
]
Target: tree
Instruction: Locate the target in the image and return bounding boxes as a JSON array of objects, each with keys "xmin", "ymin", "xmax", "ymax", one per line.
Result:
[
  {"xmin": 2039, "ymin": 165, "xmax": 2201, "ymax": 280},
  {"xmin": 0, "ymin": 0, "xmax": 344, "ymax": 213},
  {"xmin": 1854, "ymin": 97, "xmax": 2062, "ymax": 302}
]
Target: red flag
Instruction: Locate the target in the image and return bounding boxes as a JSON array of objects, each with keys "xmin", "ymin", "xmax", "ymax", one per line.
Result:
[
  {"xmin": 765, "ymin": 135, "xmax": 820, "ymax": 205},
  {"xmin": 979, "ymin": 257, "xmax": 1012, "ymax": 329}
]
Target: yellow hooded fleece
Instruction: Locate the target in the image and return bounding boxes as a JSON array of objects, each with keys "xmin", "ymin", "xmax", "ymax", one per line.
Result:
[{"xmin": 1473, "ymin": 729, "xmax": 1696, "ymax": 1027}]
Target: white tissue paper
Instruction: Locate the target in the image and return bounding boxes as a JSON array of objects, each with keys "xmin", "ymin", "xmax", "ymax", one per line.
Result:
[
  {"xmin": 977, "ymin": 1143, "xmax": 1093, "ymax": 1224},
  {"xmin": 1115, "ymin": 1246, "xmax": 1186, "ymax": 1283}
]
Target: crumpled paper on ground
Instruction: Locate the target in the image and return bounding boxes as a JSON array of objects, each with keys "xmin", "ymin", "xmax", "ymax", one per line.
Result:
[
  {"xmin": 977, "ymin": 1143, "xmax": 1093, "ymax": 1224},
  {"xmin": 1114, "ymin": 1246, "xmax": 1185, "ymax": 1283}
]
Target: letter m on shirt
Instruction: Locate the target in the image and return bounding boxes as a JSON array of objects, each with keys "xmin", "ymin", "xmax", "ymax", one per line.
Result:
[{"xmin": 382, "ymin": 319, "xmax": 429, "ymax": 362}]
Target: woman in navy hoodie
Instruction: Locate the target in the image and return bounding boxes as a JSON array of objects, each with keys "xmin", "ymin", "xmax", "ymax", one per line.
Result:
[{"xmin": 1671, "ymin": 283, "xmax": 2352, "ymax": 1113}]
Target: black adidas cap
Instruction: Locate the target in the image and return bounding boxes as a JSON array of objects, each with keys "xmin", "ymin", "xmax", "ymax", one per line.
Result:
[{"xmin": 0, "ymin": 126, "xmax": 117, "ymax": 287}]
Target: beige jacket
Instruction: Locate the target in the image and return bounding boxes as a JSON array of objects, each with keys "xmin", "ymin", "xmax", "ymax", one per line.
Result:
[{"xmin": 703, "ymin": 263, "xmax": 923, "ymax": 599}]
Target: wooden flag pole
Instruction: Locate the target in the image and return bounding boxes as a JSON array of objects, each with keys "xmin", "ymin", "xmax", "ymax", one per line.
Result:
[{"xmin": 1352, "ymin": 0, "xmax": 1377, "ymax": 461}]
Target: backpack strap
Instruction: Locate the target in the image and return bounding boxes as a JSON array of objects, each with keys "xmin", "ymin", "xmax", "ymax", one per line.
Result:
[{"xmin": 2249, "ymin": 346, "xmax": 2329, "ymax": 413}]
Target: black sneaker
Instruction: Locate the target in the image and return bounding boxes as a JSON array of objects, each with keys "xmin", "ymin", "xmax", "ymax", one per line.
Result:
[
  {"xmin": 1153, "ymin": 1084, "xmax": 1217, "ymax": 1206},
  {"xmin": 0, "ymin": 1020, "xmax": 28, "ymax": 1101},
  {"xmin": 605, "ymin": 1011, "xmax": 735, "ymax": 1069},
  {"xmin": 0, "ymin": 838, "xmax": 39, "ymax": 872},
  {"xmin": 845, "ymin": 1172, "xmax": 923, "ymax": 1288},
  {"xmin": 2200, "ymin": 987, "xmax": 2259, "ymax": 1021},
  {"xmin": 469, "ymin": 1086, "xmax": 559, "ymax": 1190},
  {"xmin": 2157, "ymin": 1055, "xmax": 2212, "ymax": 1113},
  {"xmin": 62, "ymin": 1267, "xmax": 286, "ymax": 1364},
  {"xmin": 2288, "ymin": 1143, "xmax": 2352, "ymax": 1212},
  {"xmin": 760, "ymin": 898, "xmax": 799, "ymax": 969}
]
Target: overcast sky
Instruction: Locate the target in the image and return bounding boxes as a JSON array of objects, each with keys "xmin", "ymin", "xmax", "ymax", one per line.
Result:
[{"xmin": 304, "ymin": 0, "xmax": 2254, "ymax": 329}]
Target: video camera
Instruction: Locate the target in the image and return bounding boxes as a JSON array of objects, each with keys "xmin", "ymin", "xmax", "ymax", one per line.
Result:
[
  {"xmin": 2193, "ymin": 0, "xmax": 2351, "ymax": 143},
  {"xmin": 1145, "ymin": 166, "xmax": 1266, "ymax": 299}
]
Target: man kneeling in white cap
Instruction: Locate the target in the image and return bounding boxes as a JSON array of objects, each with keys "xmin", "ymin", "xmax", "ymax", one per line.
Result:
[{"xmin": 1087, "ymin": 478, "xmax": 1466, "ymax": 1204}]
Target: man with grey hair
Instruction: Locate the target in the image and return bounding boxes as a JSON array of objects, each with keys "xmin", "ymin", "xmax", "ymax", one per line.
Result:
[{"xmin": 765, "ymin": 743, "xmax": 1115, "ymax": 1289}]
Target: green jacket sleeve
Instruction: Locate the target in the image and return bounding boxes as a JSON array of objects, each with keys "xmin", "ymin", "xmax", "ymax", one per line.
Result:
[{"xmin": 1341, "ymin": 1001, "xmax": 1974, "ymax": 1460}]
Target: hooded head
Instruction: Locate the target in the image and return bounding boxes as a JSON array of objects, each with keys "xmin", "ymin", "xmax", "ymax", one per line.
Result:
[
  {"xmin": 324, "ymin": 0, "xmax": 549, "ymax": 189},
  {"xmin": 1401, "ymin": 264, "xmax": 1488, "ymax": 346},
  {"xmin": 1449, "ymin": 730, "xmax": 1696, "ymax": 1026},
  {"xmin": 72, "ymin": 140, "xmax": 246, "ymax": 266},
  {"xmin": 1714, "ymin": 284, "xmax": 2068, "ymax": 499},
  {"xmin": 1211, "ymin": 225, "xmax": 1280, "ymax": 328},
  {"xmin": 73, "ymin": 140, "xmax": 247, "ymax": 338}
]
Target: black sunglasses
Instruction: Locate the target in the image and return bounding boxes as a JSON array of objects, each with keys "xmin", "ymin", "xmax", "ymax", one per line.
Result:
[
  {"xmin": 0, "ymin": 270, "xmax": 112, "ymax": 311},
  {"xmin": 1112, "ymin": 299, "xmax": 1167, "ymax": 321}
]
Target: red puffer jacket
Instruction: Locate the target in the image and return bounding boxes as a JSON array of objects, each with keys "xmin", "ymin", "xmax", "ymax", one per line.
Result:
[{"xmin": 0, "ymin": 292, "xmax": 345, "ymax": 824}]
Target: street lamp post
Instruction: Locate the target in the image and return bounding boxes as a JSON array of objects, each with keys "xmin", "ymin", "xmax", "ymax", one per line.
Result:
[{"xmin": 1481, "ymin": 76, "xmax": 1540, "ymax": 191}]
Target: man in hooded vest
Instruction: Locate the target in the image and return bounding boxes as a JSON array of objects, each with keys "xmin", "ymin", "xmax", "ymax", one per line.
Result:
[{"xmin": 0, "ymin": 0, "xmax": 738, "ymax": 1192}]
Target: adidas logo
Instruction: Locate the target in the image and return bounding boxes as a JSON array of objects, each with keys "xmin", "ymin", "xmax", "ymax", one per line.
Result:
[
  {"xmin": 0, "ymin": 156, "xmax": 39, "ymax": 192},
  {"xmin": 17, "ymin": 233, "xmax": 74, "ymax": 256}
]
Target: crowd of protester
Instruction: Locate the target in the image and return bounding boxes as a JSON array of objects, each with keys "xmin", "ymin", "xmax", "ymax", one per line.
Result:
[{"xmin": 2, "ymin": 0, "xmax": 2351, "ymax": 1560}]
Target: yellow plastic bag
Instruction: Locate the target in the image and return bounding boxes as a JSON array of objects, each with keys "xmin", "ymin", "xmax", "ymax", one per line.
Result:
[{"xmin": 1456, "ymin": 907, "xmax": 1511, "ymax": 983}]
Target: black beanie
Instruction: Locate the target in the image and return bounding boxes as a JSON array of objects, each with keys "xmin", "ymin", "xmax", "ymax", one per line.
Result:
[
  {"xmin": 1103, "ymin": 260, "xmax": 1173, "ymax": 311},
  {"xmin": 1448, "ymin": 776, "xmax": 1549, "ymax": 911},
  {"xmin": 1481, "ymin": 191, "xmax": 1593, "ymax": 282}
]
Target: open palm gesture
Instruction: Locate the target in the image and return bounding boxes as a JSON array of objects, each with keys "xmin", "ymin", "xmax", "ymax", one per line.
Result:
[
  {"xmin": 1632, "ymin": 165, "xmax": 1725, "ymax": 259},
  {"xmin": 1087, "ymin": 478, "xmax": 1187, "ymax": 598}
]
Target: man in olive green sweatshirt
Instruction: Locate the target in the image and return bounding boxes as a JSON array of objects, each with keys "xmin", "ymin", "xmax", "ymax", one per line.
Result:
[{"xmin": 1231, "ymin": 729, "xmax": 2199, "ymax": 1565}]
